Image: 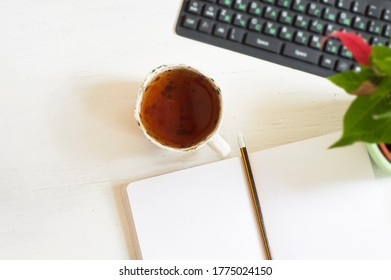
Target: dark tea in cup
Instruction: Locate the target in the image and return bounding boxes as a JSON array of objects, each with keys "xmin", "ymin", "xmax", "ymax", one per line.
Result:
[{"xmin": 137, "ymin": 65, "xmax": 222, "ymax": 149}]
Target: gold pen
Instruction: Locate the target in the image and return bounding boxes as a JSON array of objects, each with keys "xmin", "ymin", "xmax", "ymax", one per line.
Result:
[{"xmin": 238, "ymin": 133, "xmax": 272, "ymax": 260}]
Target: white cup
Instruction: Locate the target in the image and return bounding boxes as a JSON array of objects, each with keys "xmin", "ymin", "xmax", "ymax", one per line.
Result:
[{"xmin": 135, "ymin": 64, "xmax": 231, "ymax": 157}]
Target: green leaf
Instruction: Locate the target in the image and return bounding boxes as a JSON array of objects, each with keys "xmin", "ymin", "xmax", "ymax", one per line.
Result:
[
  {"xmin": 371, "ymin": 46, "xmax": 391, "ymax": 61},
  {"xmin": 328, "ymin": 68, "xmax": 376, "ymax": 94},
  {"xmin": 374, "ymin": 57, "xmax": 391, "ymax": 76},
  {"xmin": 331, "ymin": 79, "xmax": 391, "ymax": 148},
  {"xmin": 371, "ymin": 46, "xmax": 391, "ymax": 76}
]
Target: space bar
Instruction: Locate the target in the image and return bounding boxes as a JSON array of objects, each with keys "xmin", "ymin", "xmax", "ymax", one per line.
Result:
[
  {"xmin": 282, "ymin": 43, "xmax": 321, "ymax": 65},
  {"xmin": 244, "ymin": 33, "xmax": 282, "ymax": 53}
]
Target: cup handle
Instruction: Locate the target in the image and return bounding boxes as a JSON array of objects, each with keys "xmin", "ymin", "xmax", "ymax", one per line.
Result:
[{"xmin": 207, "ymin": 133, "xmax": 231, "ymax": 157}]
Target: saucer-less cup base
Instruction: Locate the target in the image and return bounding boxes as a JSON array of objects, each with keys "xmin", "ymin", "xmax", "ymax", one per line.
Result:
[
  {"xmin": 135, "ymin": 64, "xmax": 231, "ymax": 157},
  {"xmin": 366, "ymin": 143, "xmax": 391, "ymax": 175}
]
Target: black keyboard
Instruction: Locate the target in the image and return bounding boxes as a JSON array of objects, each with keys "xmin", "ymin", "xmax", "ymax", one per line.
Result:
[{"xmin": 175, "ymin": 0, "xmax": 391, "ymax": 77}]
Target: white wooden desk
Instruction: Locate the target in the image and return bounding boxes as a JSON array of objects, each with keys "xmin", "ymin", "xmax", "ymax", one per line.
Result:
[{"xmin": 0, "ymin": 0, "xmax": 353, "ymax": 259}]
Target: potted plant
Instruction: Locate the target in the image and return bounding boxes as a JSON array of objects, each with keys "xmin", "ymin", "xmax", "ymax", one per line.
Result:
[{"xmin": 324, "ymin": 31, "xmax": 391, "ymax": 175}]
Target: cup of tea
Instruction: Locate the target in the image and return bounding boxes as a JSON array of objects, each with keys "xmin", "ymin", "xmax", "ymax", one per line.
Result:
[{"xmin": 135, "ymin": 64, "xmax": 231, "ymax": 157}]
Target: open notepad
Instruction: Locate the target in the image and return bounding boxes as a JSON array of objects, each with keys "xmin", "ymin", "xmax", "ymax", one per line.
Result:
[{"xmin": 122, "ymin": 133, "xmax": 391, "ymax": 259}]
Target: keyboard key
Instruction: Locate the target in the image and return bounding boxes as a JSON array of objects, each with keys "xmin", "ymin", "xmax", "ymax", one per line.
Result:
[
  {"xmin": 203, "ymin": 4, "xmax": 218, "ymax": 18},
  {"xmin": 188, "ymin": 0, "xmax": 203, "ymax": 15},
  {"xmin": 282, "ymin": 43, "xmax": 321, "ymax": 64},
  {"xmin": 324, "ymin": 39, "xmax": 341, "ymax": 54},
  {"xmin": 382, "ymin": 9, "xmax": 391, "ymax": 22},
  {"xmin": 214, "ymin": 24, "xmax": 229, "ymax": 37},
  {"xmin": 370, "ymin": 36, "xmax": 380, "ymax": 46},
  {"xmin": 264, "ymin": 22, "xmax": 279, "ymax": 37},
  {"xmin": 245, "ymin": 32, "xmax": 283, "ymax": 53},
  {"xmin": 309, "ymin": 35, "xmax": 322, "ymax": 49},
  {"xmin": 294, "ymin": 30, "xmax": 309, "ymax": 45},
  {"xmin": 248, "ymin": 17, "xmax": 263, "ymax": 31},
  {"xmin": 292, "ymin": 0, "xmax": 308, "ymax": 13},
  {"xmin": 336, "ymin": 60, "xmax": 352, "ymax": 72},
  {"xmin": 264, "ymin": 6, "xmax": 279, "ymax": 21},
  {"xmin": 279, "ymin": 26, "xmax": 295, "ymax": 41},
  {"xmin": 183, "ymin": 15, "xmax": 198, "ymax": 29},
  {"xmin": 234, "ymin": 13, "xmax": 249, "ymax": 28},
  {"xmin": 340, "ymin": 47, "xmax": 353, "ymax": 59},
  {"xmin": 228, "ymin": 27, "xmax": 246, "ymax": 42},
  {"xmin": 199, "ymin": 19, "xmax": 214, "ymax": 33},
  {"xmin": 294, "ymin": 15, "xmax": 310, "ymax": 29},
  {"xmin": 310, "ymin": 20, "xmax": 325, "ymax": 34},
  {"xmin": 366, "ymin": 5, "xmax": 380, "ymax": 19},
  {"xmin": 320, "ymin": 56, "xmax": 336, "ymax": 69},
  {"xmin": 279, "ymin": 11, "xmax": 295, "ymax": 25},
  {"xmin": 368, "ymin": 21, "xmax": 383, "ymax": 35},
  {"xmin": 218, "ymin": 8, "xmax": 234, "ymax": 23},
  {"xmin": 323, "ymin": 7, "xmax": 338, "ymax": 22},
  {"xmin": 370, "ymin": 36, "xmax": 388, "ymax": 46},
  {"xmin": 308, "ymin": 3, "xmax": 323, "ymax": 18},
  {"xmin": 352, "ymin": 16, "xmax": 368, "ymax": 31},
  {"xmin": 351, "ymin": 1, "xmax": 366, "ymax": 15},
  {"xmin": 338, "ymin": 12, "xmax": 353, "ymax": 27},
  {"xmin": 249, "ymin": 1, "xmax": 263, "ymax": 16}
]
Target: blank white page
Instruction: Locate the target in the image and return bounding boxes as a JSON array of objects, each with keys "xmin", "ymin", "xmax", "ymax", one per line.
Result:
[
  {"xmin": 126, "ymin": 157, "xmax": 264, "ymax": 259},
  {"xmin": 124, "ymin": 133, "xmax": 391, "ymax": 259}
]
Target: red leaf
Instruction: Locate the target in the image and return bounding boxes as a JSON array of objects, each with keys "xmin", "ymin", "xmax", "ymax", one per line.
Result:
[{"xmin": 321, "ymin": 31, "xmax": 372, "ymax": 66}]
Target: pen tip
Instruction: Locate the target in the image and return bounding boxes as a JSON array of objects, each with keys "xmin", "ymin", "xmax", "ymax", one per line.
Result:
[{"xmin": 237, "ymin": 133, "xmax": 245, "ymax": 148}]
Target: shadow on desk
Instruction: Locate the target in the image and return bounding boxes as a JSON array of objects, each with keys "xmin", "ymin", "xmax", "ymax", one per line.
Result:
[{"xmin": 52, "ymin": 80, "xmax": 153, "ymax": 162}]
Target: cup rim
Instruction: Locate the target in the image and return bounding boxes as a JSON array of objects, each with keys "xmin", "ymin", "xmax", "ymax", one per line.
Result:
[{"xmin": 134, "ymin": 64, "xmax": 224, "ymax": 152}]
